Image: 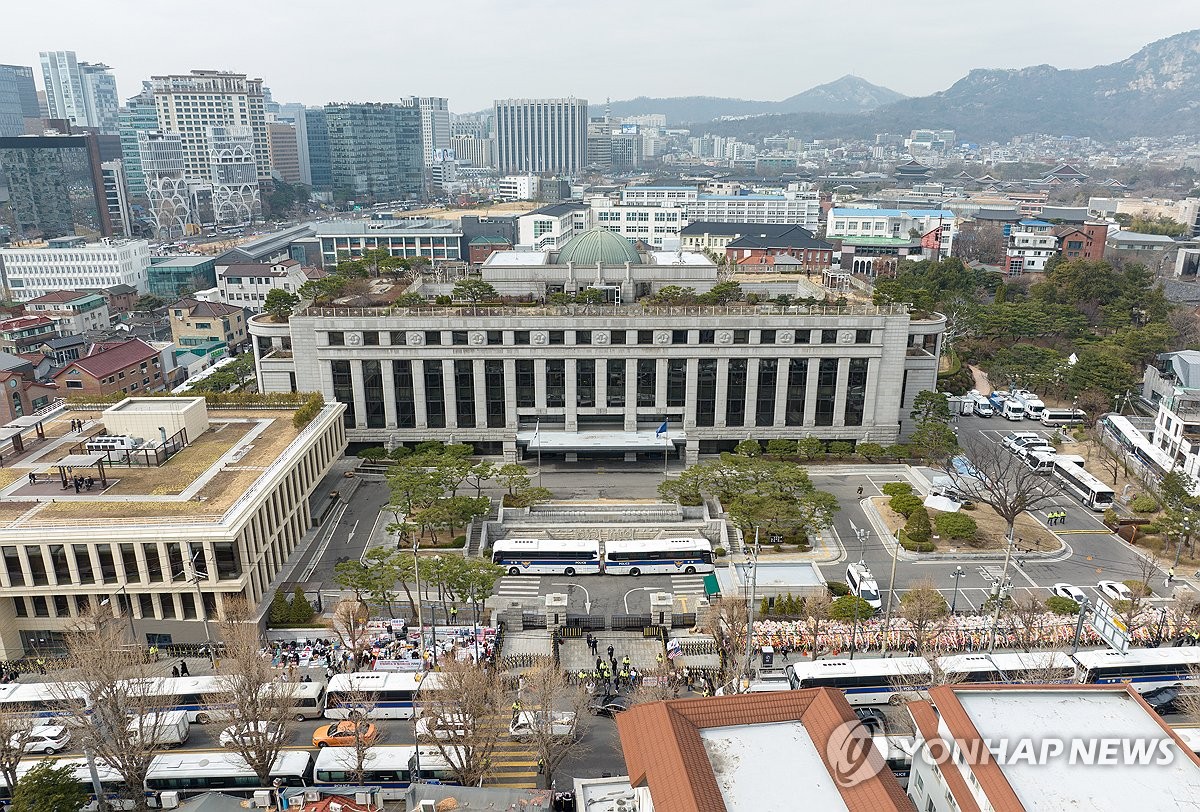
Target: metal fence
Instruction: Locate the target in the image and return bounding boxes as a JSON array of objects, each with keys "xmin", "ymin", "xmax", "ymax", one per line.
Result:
[
  {"xmin": 611, "ymin": 614, "xmax": 653, "ymax": 631},
  {"xmin": 564, "ymin": 615, "xmax": 606, "ymax": 632},
  {"xmin": 521, "ymin": 613, "xmax": 547, "ymax": 629}
]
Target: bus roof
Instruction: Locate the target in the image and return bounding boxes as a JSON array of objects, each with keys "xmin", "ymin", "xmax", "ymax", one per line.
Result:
[
  {"xmin": 1072, "ymin": 647, "xmax": 1200, "ymax": 669},
  {"xmin": 788, "ymin": 657, "xmax": 931, "ymax": 680},
  {"xmin": 327, "ymin": 671, "xmax": 425, "ymax": 692},
  {"xmin": 147, "ymin": 750, "xmax": 311, "ymax": 777},
  {"xmin": 0, "ymin": 681, "xmax": 87, "ymax": 703},
  {"xmin": 315, "ymin": 745, "xmax": 415, "ymax": 770},
  {"xmin": 1053, "ymin": 458, "xmax": 1115, "ymax": 493},
  {"xmin": 937, "ymin": 651, "xmax": 1075, "ymax": 673},
  {"xmin": 605, "ymin": 538, "xmax": 712, "ymax": 552},
  {"xmin": 492, "ymin": 538, "xmax": 600, "ymax": 550}
]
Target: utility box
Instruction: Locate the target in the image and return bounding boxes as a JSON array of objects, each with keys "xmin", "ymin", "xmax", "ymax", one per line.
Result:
[
  {"xmin": 545, "ymin": 593, "xmax": 569, "ymax": 626},
  {"xmin": 104, "ymin": 397, "xmax": 209, "ymax": 445},
  {"xmin": 650, "ymin": 591, "xmax": 673, "ymax": 627}
]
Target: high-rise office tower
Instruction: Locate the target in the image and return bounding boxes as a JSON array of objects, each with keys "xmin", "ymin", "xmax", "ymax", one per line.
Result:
[
  {"xmin": 101, "ymin": 159, "xmax": 133, "ymax": 237},
  {"xmin": 0, "ymin": 133, "xmax": 110, "ymax": 239},
  {"xmin": 324, "ymin": 103, "xmax": 423, "ymax": 202},
  {"xmin": 414, "ymin": 97, "xmax": 450, "ymax": 167},
  {"xmin": 0, "ymin": 65, "xmax": 39, "ymax": 137},
  {"xmin": 138, "ymin": 130, "xmax": 191, "ymax": 239},
  {"xmin": 302, "ymin": 107, "xmax": 330, "ymax": 191},
  {"xmin": 39, "ymin": 52, "xmax": 119, "ymax": 134},
  {"xmin": 151, "ymin": 71, "xmax": 269, "ymax": 182},
  {"xmin": 208, "ymin": 125, "xmax": 260, "ymax": 224},
  {"xmin": 493, "ymin": 98, "xmax": 587, "ymax": 175},
  {"xmin": 267, "ymin": 122, "xmax": 301, "ymax": 185},
  {"xmin": 118, "ymin": 82, "xmax": 158, "ymax": 198}
]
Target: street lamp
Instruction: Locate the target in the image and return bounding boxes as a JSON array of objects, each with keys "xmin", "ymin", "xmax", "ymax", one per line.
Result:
[{"xmin": 950, "ymin": 567, "xmax": 965, "ymax": 614}]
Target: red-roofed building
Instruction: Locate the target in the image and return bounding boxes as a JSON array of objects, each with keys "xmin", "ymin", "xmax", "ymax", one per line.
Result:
[
  {"xmin": 168, "ymin": 298, "xmax": 247, "ymax": 351},
  {"xmin": 0, "ymin": 316, "xmax": 58, "ymax": 354},
  {"xmin": 616, "ymin": 690, "xmax": 913, "ymax": 812},
  {"xmin": 51, "ymin": 338, "xmax": 164, "ymax": 398}
]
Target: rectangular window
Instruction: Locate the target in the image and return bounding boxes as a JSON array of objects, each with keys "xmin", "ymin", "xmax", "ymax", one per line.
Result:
[
  {"xmin": 549, "ymin": 330, "xmax": 564, "ymax": 345},
  {"xmin": 576, "ymin": 360, "xmax": 596, "ymax": 408},
  {"xmin": 575, "ymin": 330, "xmax": 592, "ymax": 345},
  {"xmin": 138, "ymin": 594, "xmax": 154, "ymax": 619},
  {"xmin": 844, "ymin": 359, "xmax": 869, "ymax": 427},
  {"xmin": 180, "ymin": 592, "xmax": 196, "ymax": 620},
  {"xmin": 672, "ymin": 330, "xmax": 688, "ymax": 345},
  {"xmin": 160, "ymin": 595, "xmax": 176, "ymax": 619},
  {"xmin": 48, "ymin": 545, "xmax": 70, "ymax": 585},
  {"xmin": 424, "ymin": 361, "xmax": 446, "ymax": 429},
  {"xmin": 607, "ymin": 360, "xmax": 626, "ymax": 407},
  {"xmin": 393, "ymin": 360, "xmax": 416, "ymax": 428},
  {"xmin": 756, "ymin": 359, "xmax": 778, "ymax": 427},
  {"xmin": 515, "ymin": 360, "xmax": 535, "ymax": 408},
  {"xmin": 545, "ymin": 360, "xmax": 566, "ymax": 408},
  {"xmin": 327, "ymin": 331, "xmax": 344, "ymax": 346},
  {"xmin": 119, "ymin": 543, "xmax": 139, "ymax": 582},
  {"xmin": 696, "ymin": 359, "xmax": 718, "ymax": 427},
  {"xmin": 389, "ymin": 331, "xmax": 406, "ymax": 346},
  {"xmin": 786, "ymin": 359, "xmax": 808, "ymax": 426},
  {"xmin": 72, "ymin": 545, "xmax": 94, "ymax": 583},
  {"xmin": 32, "ymin": 596, "xmax": 48, "ymax": 617},
  {"xmin": 855, "ymin": 329, "xmax": 872, "ymax": 344},
  {"xmin": 424, "ymin": 330, "xmax": 442, "ymax": 345},
  {"xmin": 610, "ymin": 330, "xmax": 626, "ymax": 345},
  {"xmin": 821, "ymin": 329, "xmax": 838, "ymax": 345},
  {"xmin": 455, "ymin": 360, "xmax": 476, "ymax": 428},
  {"xmin": 726, "ymin": 359, "xmax": 748, "ymax": 427},
  {"xmin": 487, "ymin": 330, "xmax": 503, "ymax": 345},
  {"xmin": 97, "ymin": 544, "xmax": 117, "ymax": 584},
  {"xmin": 667, "ymin": 359, "xmax": 687, "ymax": 408},
  {"xmin": 143, "ymin": 544, "xmax": 164, "ymax": 582},
  {"xmin": 815, "ymin": 358, "xmax": 838, "ymax": 426},
  {"xmin": 2, "ymin": 546, "xmax": 25, "ymax": 586},
  {"xmin": 330, "ymin": 360, "xmax": 355, "ymax": 429},
  {"xmin": 13, "ymin": 598, "xmax": 26, "ymax": 618},
  {"xmin": 363, "ymin": 360, "xmax": 385, "ymax": 429},
  {"xmin": 452, "ymin": 331, "xmax": 469, "ymax": 346},
  {"xmin": 26, "ymin": 547, "xmax": 47, "ymax": 586},
  {"xmin": 213, "ymin": 542, "xmax": 241, "ymax": 579},
  {"xmin": 759, "ymin": 330, "xmax": 776, "ymax": 344},
  {"xmin": 514, "ymin": 330, "xmax": 530, "ymax": 345},
  {"xmin": 733, "ymin": 330, "xmax": 749, "ymax": 345},
  {"xmin": 363, "ymin": 331, "xmax": 379, "ymax": 346},
  {"xmin": 638, "ymin": 330, "xmax": 654, "ymax": 345},
  {"xmin": 637, "ymin": 359, "xmax": 657, "ymax": 407},
  {"xmin": 698, "ymin": 330, "xmax": 715, "ymax": 345},
  {"xmin": 795, "ymin": 329, "xmax": 811, "ymax": 344},
  {"xmin": 484, "ymin": 360, "xmax": 506, "ymax": 428}
]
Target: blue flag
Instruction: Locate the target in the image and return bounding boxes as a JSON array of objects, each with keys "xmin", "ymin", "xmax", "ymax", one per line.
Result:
[{"xmin": 656, "ymin": 420, "xmax": 668, "ymax": 437}]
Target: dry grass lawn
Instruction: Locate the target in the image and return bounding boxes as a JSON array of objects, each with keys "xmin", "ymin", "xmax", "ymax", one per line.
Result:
[
  {"xmin": 93, "ymin": 422, "xmax": 255, "ymax": 495},
  {"xmin": 871, "ymin": 496, "xmax": 1059, "ymax": 553}
]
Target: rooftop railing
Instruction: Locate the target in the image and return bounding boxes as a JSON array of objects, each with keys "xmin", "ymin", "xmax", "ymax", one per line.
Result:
[{"xmin": 297, "ymin": 302, "xmax": 917, "ymax": 320}]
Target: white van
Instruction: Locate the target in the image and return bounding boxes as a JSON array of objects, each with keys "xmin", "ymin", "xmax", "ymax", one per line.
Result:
[
  {"xmin": 846, "ymin": 563, "xmax": 882, "ymax": 612},
  {"xmin": 126, "ymin": 711, "xmax": 190, "ymax": 747}
]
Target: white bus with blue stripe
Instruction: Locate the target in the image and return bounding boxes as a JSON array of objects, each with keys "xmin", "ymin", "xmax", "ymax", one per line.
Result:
[
  {"xmin": 603, "ymin": 538, "xmax": 714, "ymax": 576},
  {"xmin": 144, "ymin": 750, "xmax": 311, "ymax": 803},
  {"xmin": 936, "ymin": 651, "xmax": 1076, "ymax": 684},
  {"xmin": 325, "ymin": 671, "xmax": 442, "ymax": 720},
  {"xmin": 1072, "ymin": 647, "xmax": 1200, "ymax": 692},
  {"xmin": 313, "ymin": 745, "xmax": 461, "ymax": 799},
  {"xmin": 490, "ymin": 538, "xmax": 602, "ymax": 576},
  {"xmin": 783, "ymin": 658, "xmax": 933, "ymax": 705},
  {"xmin": 0, "ymin": 681, "xmax": 88, "ymax": 719}
]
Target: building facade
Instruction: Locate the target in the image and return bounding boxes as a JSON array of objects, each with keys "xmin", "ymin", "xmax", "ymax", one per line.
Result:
[
  {"xmin": 147, "ymin": 256, "xmax": 217, "ymax": 299},
  {"xmin": 493, "ymin": 98, "xmax": 587, "ymax": 175},
  {"xmin": 0, "ymin": 65, "xmax": 39, "ymax": 138},
  {"xmin": 314, "ymin": 219, "xmax": 462, "ymax": 267},
  {"xmin": 516, "ymin": 203, "xmax": 591, "ymax": 250},
  {"xmin": 117, "ymin": 83, "xmax": 158, "ymax": 198},
  {"xmin": 0, "ymin": 237, "xmax": 150, "ymax": 301},
  {"xmin": 450, "ymin": 133, "xmax": 493, "ymax": 169},
  {"xmin": 151, "ymin": 71, "xmax": 270, "ymax": 182},
  {"xmin": 137, "ymin": 130, "xmax": 192, "ymax": 239},
  {"xmin": 39, "ymin": 52, "xmax": 119, "ymax": 135},
  {"xmin": 415, "ymin": 97, "xmax": 450, "ymax": 167},
  {"xmin": 324, "ymin": 103, "xmax": 424, "ymax": 203},
  {"xmin": 169, "ymin": 297, "xmax": 248, "ymax": 350},
  {"xmin": 497, "ymin": 175, "xmax": 539, "ymax": 201},
  {"xmin": 686, "ymin": 192, "xmax": 821, "ymax": 229},
  {"xmin": 591, "ymin": 200, "xmax": 686, "ymax": 249},
  {"xmin": 0, "ymin": 316, "xmax": 57, "ymax": 353},
  {"xmin": 208, "ymin": 125, "xmax": 261, "ymax": 225},
  {"xmin": 218, "ymin": 260, "xmax": 309, "ymax": 309},
  {"xmin": 302, "ymin": 107, "xmax": 331, "ymax": 190},
  {"xmin": 267, "ymin": 121, "xmax": 302, "ymax": 184},
  {"xmin": 52, "ymin": 338, "xmax": 164, "ymax": 397},
  {"xmin": 24, "ymin": 290, "xmax": 110, "ymax": 334},
  {"xmin": 0, "ymin": 133, "xmax": 111, "ymax": 240},
  {"xmin": 100, "ymin": 159, "xmax": 133, "ymax": 237}
]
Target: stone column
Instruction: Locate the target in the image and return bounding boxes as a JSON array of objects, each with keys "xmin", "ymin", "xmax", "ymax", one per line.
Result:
[
  {"xmin": 833, "ymin": 357, "xmax": 849, "ymax": 426},
  {"xmin": 746, "ymin": 358, "xmax": 760, "ymax": 431},
  {"xmin": 804, "ymin": 358, "xmax": 819, "ymax": 426},
  {"xmin": 442, "ymin": 358, "xmax": 458, "ymax": 431},
  {"xmin": 381, "ymin": 359, "xmax": 397, "ymax": 428},
  {"xmin": 565, "ymin": 358, "xmax": 578, "ymax": 431},
  {"xmin": 774, "ymin": 358, "xmax": 789, "ymax": 428},
  {"xmin": 714, "ymin": 358, "xmax": 729, "ymax": 428},
  {"xmin": 412, "ymin": 358, "xmax": 429, "ymax": 428},
  {"xmin": 473, "ymin": 359, "xmax": 487, "ymax": 431},
  {"xmin": 624, "ymin": 359, "xmax": 637, "ymax": 431},
  {"xmin": 684, "ymin": 357, "xmax": 700, "ymax": 428},
  {"xmin": 350, "ymin": 361, "xmax": 368, "ymax": 428}
]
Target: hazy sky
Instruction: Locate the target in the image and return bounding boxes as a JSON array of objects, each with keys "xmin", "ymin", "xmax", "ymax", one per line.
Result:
[{"xmin": 8, "ymin": 0, "xmax": 1200, "ymax": 112}]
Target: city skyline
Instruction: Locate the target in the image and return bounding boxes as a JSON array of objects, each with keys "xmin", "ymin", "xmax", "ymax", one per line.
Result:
[{"xmin": 4, "ymin": 0, "xmax": 1200, "ymax": 113}]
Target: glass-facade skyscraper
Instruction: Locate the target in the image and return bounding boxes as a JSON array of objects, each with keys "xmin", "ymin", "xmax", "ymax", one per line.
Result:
[
  {"xmin": 324, "ymin": 103, "xmax": 422, "ymax": 202},
  {"xmin": 0, "ymin": 133, "xmax": 110, "ymax": 239},
  {"xmin": 303, "ymin": 107, "xmax": 331, "ymax": 191},
  {"xmin": 0, "ymin": 65, "xmax": 38, "ymax": 138},
  {"xmin": 118, "ymin": 82, "xmax": 158, "ymax": 198}
]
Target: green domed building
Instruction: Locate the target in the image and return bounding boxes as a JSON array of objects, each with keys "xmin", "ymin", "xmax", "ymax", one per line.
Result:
[{"xmin": 553, "ymin": 228, "xmax": 643, "ymax": 266}]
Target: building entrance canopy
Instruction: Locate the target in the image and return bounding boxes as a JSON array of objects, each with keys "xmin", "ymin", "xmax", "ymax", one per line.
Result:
[{"xmin": 516, "ymin": 429, "xmax": 685, "ymax": 453}]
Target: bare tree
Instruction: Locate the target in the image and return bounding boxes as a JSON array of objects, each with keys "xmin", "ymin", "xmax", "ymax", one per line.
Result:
[
  {"xmin": 945, "ymin": 433, "xmax": 1057, "ymax": 650},
  {"xmin": 321, "ymin": 684, "xmax": 381, "ymax": 785},
  {"xmin": 887, "ymin": 657, "xmax": 967, "ymax": 707},
  {"xmin": 209, "ymin": 598, "xmax": 297, "ymax": 785},
  {"xmin": 328, "ymin": 599, "xmax": 372, "ymax": 661},
  {"xmin": 1004, "ymin": 595, "xmax": 1054, "ymax": 652},
  {"xmin": 415, "ymin": 659, "xmax": 505, "ymax": 787},
  {"xmin": 704, "ymin": 597, "xmax": 749, "ymax": 692},
  {"xmin": 1111, "ymin": 555, "xmax": 1159, "ymax": 639},
  {"xmin": 898, "ymin": 580, "xmax": 951, "ymax": 655},
  {"xmin": 0, "ymin": 707, "xmax": 34, "ymax": 788},
  {"xmin": 52, "ymin": 611, "xmax": 174, "ymax": 812},
  {"xmin": 804, "ymin": 592, "xmax": 832, "ymax": 660},
  {"xmin": 517, "ymin": 662, "xmax": 592, "ymax": 789}
]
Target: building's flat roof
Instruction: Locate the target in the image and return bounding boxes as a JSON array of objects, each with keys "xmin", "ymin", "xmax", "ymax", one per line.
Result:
[
  {"xmin": 830, "ymin": 208, "xmax": 955, "ymax": 218},
  {"xmin": 483, "ymin": 250, "xmax": 549, "ymax": 266},
  {"xmin": 649, "ymin": 251, "xmax": 712, "ymax": 265},
  {"xmin": 313, "ymin": 219, "xmax": 459, "ymax": 236},
  {"xmin": 107, "ymin": 397, "xmax": 204, "ymax": 414},
  {"xmin": 700, "ymin": 722, "xmax": 849, "ymax": 812},
  {"xmin": 0, "ymin": 406, "xmax": 331, "ymax": 526},
  {"xmin": 151, "ymin": 256, "xmax": 215, "ymax": 267},
  {"xmin": 954, "ymin": 688, "xmax": 1200, "ymax": 810}
]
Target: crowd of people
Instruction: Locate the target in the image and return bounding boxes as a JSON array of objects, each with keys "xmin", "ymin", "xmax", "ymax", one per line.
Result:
[
  {"xmin": 750, "ymin": 610, "xmax": 1200, "ymax": 657},
  {"xmin": 265, "ymin": 622, "xmax": 500, "ymax": 678}
]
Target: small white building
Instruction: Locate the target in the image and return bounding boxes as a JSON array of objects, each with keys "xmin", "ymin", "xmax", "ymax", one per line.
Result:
[
  {"xmin": 23, "ymin": 290, "xmax": 111, "ymax": 335},
  {"xmin": 0, "ymin": 237, "xmax": 150, "ymax": 301},
  {"xmin": 217, "ymin": 260, "xmax": 309, "ymax": 310},
  {"xmin": 1005, "ymin": 219, "xmax": 1059, "ymax": 274},
  {"xmin": 516, "ymin": 202, "xmax": 592, "ymax": 251},
  {"xmin": 496, "ymin": 174, "xmax": 539, "ymax": 202},
  {"xmin": 827, "ymin": 208, "xmax": 957, "ymax": 255},
  {"xmin": 688, "ymin": 191, "xmax": 821, "ymax": 230}
]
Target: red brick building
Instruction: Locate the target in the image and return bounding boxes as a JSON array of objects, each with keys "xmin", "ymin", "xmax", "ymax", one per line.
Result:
[
  {"xmin": 723, "ymin": 226, "xmax": 834, "ymax": 272},
  {"xmin": 51, "ymin": 338, "xmax": 164, "ymax": 398},
  {"xmin": 1055, "ymin": 221, "xmax": 1108, "ymax": 262}
]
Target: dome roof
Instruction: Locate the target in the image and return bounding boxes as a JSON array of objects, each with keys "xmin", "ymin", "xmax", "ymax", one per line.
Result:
[{"xmin": 554, "ymin": 228, "xmax": 642, "ymax": 265}]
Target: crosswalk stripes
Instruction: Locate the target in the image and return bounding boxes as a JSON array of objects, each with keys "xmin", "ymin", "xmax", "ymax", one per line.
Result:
[
  {"xmin": 670, "ymin": 574, "xmax": 707, "ymax": 595},
  {"xmin": 495, "ymin": 575, "xmax": 541, "ymax": 599},
  {"xmin": 477, "ymin": 715, "xmax": 539, "ymax": 789}
]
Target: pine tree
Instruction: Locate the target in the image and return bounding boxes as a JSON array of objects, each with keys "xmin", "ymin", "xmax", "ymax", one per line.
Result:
[
  {"xmin": 905, "ymin": 506, "xmax": 933, "ymax": 544},
  {"xmin": 288, "ymin": 587, "xmax": 314, "ymax": 624},
  {"xmin": 268, "ymin": 590, "xmax": 289, "ymax": 625}
]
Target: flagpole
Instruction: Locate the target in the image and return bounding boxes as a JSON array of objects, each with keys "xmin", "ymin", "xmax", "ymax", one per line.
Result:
[{"xmin": 535, "ymin": 419, "xmax": 542, "ymax": 488}]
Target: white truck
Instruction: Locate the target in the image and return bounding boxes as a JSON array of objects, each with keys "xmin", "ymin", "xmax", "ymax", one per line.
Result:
[
  {"xmin": 1009, "ymin": 389, "xmax": 1046, "ymax": 420},
  {"xmin": 126, "ymin": 711, "xmax": 190, "ymax": 747},
  {"xmin": 966, "ymin": 391, "xmax": 995, "ymax": 417}
]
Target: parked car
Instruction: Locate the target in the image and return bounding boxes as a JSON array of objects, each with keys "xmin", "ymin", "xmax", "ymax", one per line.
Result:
[
  {"xmin": 1096, "ymin": 580, "xmax": 1134, "ymax": 603},
  {"xmin": 589, "ymin": 695, "xmax": 632, "ymax": 717},
  {"xmin": 220, "ymin": 721, "xmax": 284, "ymax": 748},
  {"xmin": 854, "ymin": 707, "xmax": 887, "ymax": 735},
  {"xmin": 312, "ymin": 720, "xmax": 379, "ymax": 748},
  {"xmin": 416, "ymin": 713, "xmax": 469, "ymax": 741},
  {"xmin": 510, "ymin": 710, "xmax": 577, "ymax": 741},
  {"xmin": 1008, "ymin": 437, "xmax": 1051, "ymax": 455},
  {"xmin": 1001, "ymin": 432, "xmax": 1041, "ymax": 450},
  {"xmin": 1050, "ymin": 584, "xmax": 1087, "ymax": 604},
  {"xmin": 1141, "ymin": 685, "xmax": 1184, "ymax": 715},
  {"xmin": 15, "ymin": 725, "xmax": 70, "ymax": 755}
]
